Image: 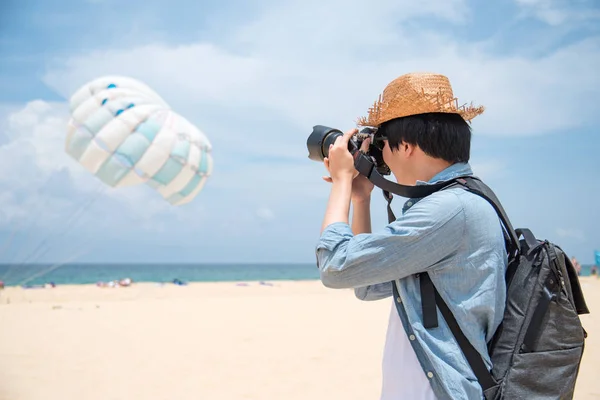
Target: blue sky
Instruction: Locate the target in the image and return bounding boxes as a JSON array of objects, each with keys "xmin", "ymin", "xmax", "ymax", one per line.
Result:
[{"xmin": 0, "ymin": 0, "xmax": 598, "ymax": 265}]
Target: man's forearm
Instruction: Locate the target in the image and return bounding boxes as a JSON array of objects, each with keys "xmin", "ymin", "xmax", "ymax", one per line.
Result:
[
  {"xmin": 351, "ymin": 199, "xmax": 372, "ymax": 235},
  {"xmin": 320, "ymin": 177, "xmax": 353, "ymax": 233}
]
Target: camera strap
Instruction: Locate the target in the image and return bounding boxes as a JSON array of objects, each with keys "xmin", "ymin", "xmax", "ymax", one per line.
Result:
[{"xmin": 353, "ymin": 152, "xmax": 460, "ymax": 199}]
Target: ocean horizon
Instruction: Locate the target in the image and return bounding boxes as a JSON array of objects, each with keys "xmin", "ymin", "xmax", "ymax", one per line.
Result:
[
  {"xmin": 0, "ymin": 262, "xmax": 322, "ymax": 287},
  {"xmin": 0, "ymin": 262, "xmax": 597, "ymax": 287}
]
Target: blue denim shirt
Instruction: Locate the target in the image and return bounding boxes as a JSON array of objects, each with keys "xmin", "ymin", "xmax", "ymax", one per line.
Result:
[{"xmin": 315, "ymin": 162, "xmax": 507, "ymax": 400}]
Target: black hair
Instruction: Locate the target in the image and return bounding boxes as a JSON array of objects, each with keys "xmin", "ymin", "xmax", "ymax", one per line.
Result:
[{"xmin": 379, "ymin": 112, "xmax": 472, "ymax": 163}]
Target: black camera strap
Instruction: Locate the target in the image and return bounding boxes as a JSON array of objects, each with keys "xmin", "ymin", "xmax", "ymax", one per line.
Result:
[
  {"xmin": 355, "ymin": 152, "xmax": 520, "ymax": 251},
  {"xmin": 353, "ymin": 152, "xmax": 460, "ymax": 199}
]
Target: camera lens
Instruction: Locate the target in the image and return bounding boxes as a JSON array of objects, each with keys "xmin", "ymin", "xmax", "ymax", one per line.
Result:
[{"xmin": 306, "ymin": 125, "xmax": 343, "ymax": 161}]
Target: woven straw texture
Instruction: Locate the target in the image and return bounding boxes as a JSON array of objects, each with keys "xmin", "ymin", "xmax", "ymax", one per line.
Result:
[{"xmin": 357, "ymin": 72, "xmax": 485, "ymax": 127}]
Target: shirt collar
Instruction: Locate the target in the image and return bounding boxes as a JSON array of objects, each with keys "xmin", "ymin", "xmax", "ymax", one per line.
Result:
[
  {"xmin": 416, "ymin": 162, "xmax": 473, "ymax": 186},
  {"xmin": 402, "ymin": 162, "xmax": 473, "ymax": 213}
]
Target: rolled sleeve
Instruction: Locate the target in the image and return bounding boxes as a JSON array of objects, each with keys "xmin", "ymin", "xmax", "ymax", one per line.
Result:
[
  {"xmin": 354, "ymin": 282, "xmax": 393, "ymax": 301},
  {"xmin": 316, "ymin": 222, "xmax": 354, "ymax": 253}
]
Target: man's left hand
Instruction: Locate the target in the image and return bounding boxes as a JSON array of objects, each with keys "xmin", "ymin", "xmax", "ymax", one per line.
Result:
[{"xmin": 327, "ymin": 128, "xmax": 358, "ymax": 182}]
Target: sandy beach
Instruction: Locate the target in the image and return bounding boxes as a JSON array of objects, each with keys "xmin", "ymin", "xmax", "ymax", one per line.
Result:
[{"xmin": 1, "ymin": 277, "xmax": 599, "ymax": 400}]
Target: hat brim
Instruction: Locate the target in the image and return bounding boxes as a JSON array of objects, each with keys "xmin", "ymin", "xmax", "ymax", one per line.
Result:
[{"xmin": 356, "ymin": 85, "xmax": 485, "ymax": 127}]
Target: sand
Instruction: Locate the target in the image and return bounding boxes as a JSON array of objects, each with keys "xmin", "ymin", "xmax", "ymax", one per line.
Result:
[{"xmin": 0, "ymin": 277, "xmax": 599, "ymax": 400}]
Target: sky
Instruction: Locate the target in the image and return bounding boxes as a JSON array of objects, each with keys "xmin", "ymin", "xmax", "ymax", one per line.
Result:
[{"xmin": 0, "ymin": 0, "xmax": 598, "ymax": 265}]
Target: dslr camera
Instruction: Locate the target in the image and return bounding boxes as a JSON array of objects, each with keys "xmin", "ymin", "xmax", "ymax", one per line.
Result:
[{"xmin": 306, "ymin": 125, "xmax": 390, "ymax": 175}]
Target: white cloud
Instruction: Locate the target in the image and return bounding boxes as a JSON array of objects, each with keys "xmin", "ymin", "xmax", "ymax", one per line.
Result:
[
  {"xmin": 0, "ymin": 100, "xmax": 188, "ymax": 230},
  {"xmin": 513, "ymin": 0, "xmax": 600, "ymax": 26},
  {"xmin": 556, "ymin": 228, "xmax": 586, "ymax": 241},
  {"xmin": 0, "ymin": 101, "xmax": 103, "ymax": 232},
  {"xmin": 2, "ymin": 101, "xmax": 70, "ymax": 174},
  {"xmin": 514, "ymin": 0, "xmax": 569, "ymax": 25},
  {"xmin": 0, "ymin": 98, "xmax": 327, "ymax": 247},
  {"xmin": 43, "ymin": 43, "xmax": 265, "ymax": 111},
  {"xmin": 256, "ymin": 207, "xmax": 275, "ymax": 221},
  {"xmin": 470, "ymin": 160, "xmax": 507, "ymax": 180},
  {"xmin": 2, "ymin": 0, "xmax": 599, "ymax": 262},
  {"xmin": 41, "ymin": 1, "xmax": 600, "ymax": 140}
]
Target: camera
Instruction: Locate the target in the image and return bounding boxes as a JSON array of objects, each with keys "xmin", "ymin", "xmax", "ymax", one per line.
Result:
[{"xmin": 306, "ymin": 125, "xmax": 391, "ymax": 175}]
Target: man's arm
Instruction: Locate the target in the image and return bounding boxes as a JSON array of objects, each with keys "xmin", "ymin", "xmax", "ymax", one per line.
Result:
[
  {"xmin": 351, "ymin": 198, "xmax": 372, "ymax": 235},
  {"xmin": 320, "ymin": 179, "xmax": 353, "ymax": 233},
  {"xmin": 351, "ymin": 197, "xmax": 393, "ymax": 301},
  {"xmin": 316, "ymin": 191, "xmax": 465, "ymax": 289}
]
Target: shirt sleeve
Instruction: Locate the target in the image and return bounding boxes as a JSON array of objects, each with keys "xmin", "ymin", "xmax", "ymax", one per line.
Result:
[
  {"xmin": 354, "ymin": 282, "xmax": 393, "ymax": 301},
  {"xmin": 315, "ymin": 191, "xmax": 465, "ymax": 289}
]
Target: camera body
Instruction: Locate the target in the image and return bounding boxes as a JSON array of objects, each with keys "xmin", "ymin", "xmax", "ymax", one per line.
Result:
[{"xmin": 306, "ymin": 125, "xmax": 391, "ymax": 176}]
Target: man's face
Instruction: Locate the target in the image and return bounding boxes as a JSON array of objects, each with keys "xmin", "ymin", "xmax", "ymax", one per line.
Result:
[
  {"xmin": 376, "ymin": 136, "xmax": 413, "ymax": 185},
  {"xmin": 382, "ymin": 140, "xmax": 402, "ymax": 179},
  {"xmin": 373, "ymin": 126, "xmax": 414, "ymax": 184}
]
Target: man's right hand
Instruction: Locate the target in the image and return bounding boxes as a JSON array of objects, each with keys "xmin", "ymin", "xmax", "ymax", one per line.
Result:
[{"xmin": 322, "ymin": 137, "xmax": 374, "ymax": 203}]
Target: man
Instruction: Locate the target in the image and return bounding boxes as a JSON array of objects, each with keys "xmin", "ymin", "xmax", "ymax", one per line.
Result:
[
  {"xmin": 571, "ymin": 257, "xmax": 581, "ymax": 275},
  {"xmin": 315, "ymin": 72, "xmax": 507, "ymax": 400}
]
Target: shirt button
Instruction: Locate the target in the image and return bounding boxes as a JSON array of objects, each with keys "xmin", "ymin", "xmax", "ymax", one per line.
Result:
[
  {"xmin": 427, "ymin": 372, "xmax": 434, "ymax": 379},
  {"xmin": 409, "ymin": 334, "xmax": 416, "ymax": 341},
  {"xmin": 407, "ymin": 201, "xmax": 413, "ymax": 207},
  {"xmin": 396, "ymin": 297, "xmax": 401, "ymax": 303}
]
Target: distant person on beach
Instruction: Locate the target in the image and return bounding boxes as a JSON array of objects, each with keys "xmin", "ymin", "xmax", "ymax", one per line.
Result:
[
  {"xmin": 315, "ymin": 73, "xmax": 505, "ymax": 400},
  {"xmin": 118, "ymin": 278, "xmax": 132, "ymax": 287},
  {"xmin": 571, "ymin": 257, "xmax": 582, "ymax": 275}
]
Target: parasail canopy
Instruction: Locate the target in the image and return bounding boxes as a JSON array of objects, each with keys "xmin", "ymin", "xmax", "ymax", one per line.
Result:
[{"xmin": 65, "ymin": 76, "xmax": 212, "ymax": 206}]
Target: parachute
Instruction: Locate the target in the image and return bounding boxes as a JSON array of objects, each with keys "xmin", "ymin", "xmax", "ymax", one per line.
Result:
[
  {"xmin": 1, "ymin": 76, "xmax": 215, "ymax": 286},
  {"xmin": 65, "ymin": 75, "xmax": 213, "ymax": 206}
]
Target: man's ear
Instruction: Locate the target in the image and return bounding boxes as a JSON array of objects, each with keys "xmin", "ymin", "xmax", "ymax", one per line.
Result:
[{"xmin": 402, "ymin": 141, "xmax": 415, "ymax": 157}]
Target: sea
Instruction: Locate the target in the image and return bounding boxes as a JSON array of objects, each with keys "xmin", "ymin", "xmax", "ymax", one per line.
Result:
[
  {"xmin": 0, "ymin": 262, "xmax": 596, "ymax": 287},
  {"xmin": 0, "ymin": 263, "xmax": 321, "ymax": 287}
]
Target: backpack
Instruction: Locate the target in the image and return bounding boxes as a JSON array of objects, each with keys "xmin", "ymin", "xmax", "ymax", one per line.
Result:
[{"xmin": 384, "ymin": 176, "xmax": 590, "ymax": 400}]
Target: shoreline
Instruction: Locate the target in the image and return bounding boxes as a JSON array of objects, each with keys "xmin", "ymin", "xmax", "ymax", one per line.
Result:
[
  {"xmin": 4, "ymin": 273, "xmax": 598, "ymax": 287},
  {"xmin": 0, "ymin": 279, "xmax": 330, "ymax": 305},
  {"xmin": 1, "ymin": 277, "xmax": 322, "ymax": 287},
  {"xmin": 0, "ymin": 278, "xmax": 322, "ymax": 289},
  {"xmin": 2, "ymin": 276, "xmax": 596, "ymax": 306},
  {"xmin": 3, "ymin": 275, "xmax": 597, "ymax": 289}
]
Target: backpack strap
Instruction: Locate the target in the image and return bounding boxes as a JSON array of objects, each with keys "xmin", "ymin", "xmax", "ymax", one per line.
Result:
[
  {"xmin": 392, "ymin": 280, "xmax": 497, "ymax": 392},
  {"xmin": 422, "ymin": 275, "xmax": 497, "ymax": 390},
  {"xmin": 416, "ymin": 177, "xmax": 519, "ymax": 391},
  {"xmin": 382, "ymin": 175, "xmax": 514, "ymax": 393},
  {"xmin": 454, "ymin": 177, "xmax": 520, "ymax": 258}
]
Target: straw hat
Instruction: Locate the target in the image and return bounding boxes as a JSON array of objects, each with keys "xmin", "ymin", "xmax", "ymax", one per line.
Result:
[{"xmin": 357, "ymin": 72, "xmax": 485, "ymax": 127}]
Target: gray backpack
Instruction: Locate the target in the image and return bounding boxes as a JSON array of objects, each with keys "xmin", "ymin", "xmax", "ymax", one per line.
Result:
[{"xmin": 385, "ymin": 176, "xmax": 589, "ymax": 399}]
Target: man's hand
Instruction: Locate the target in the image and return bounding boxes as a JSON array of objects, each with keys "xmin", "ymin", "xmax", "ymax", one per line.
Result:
[
  {"xmin": 323, "ymin": 133, "xmax": 374, "ymax": 203},
  {"xmin": 319, "ymin": 128, "xmax": 360, "ymax": 233},
  {"xmin": 326, "ymin": 128, "xmax": 358, "ymax": 182}
]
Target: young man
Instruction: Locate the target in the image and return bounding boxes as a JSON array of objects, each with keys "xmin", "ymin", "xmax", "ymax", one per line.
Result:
[{"xmin": 315, "ymin": 72, "xmax": 507, "ymax": 400}]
